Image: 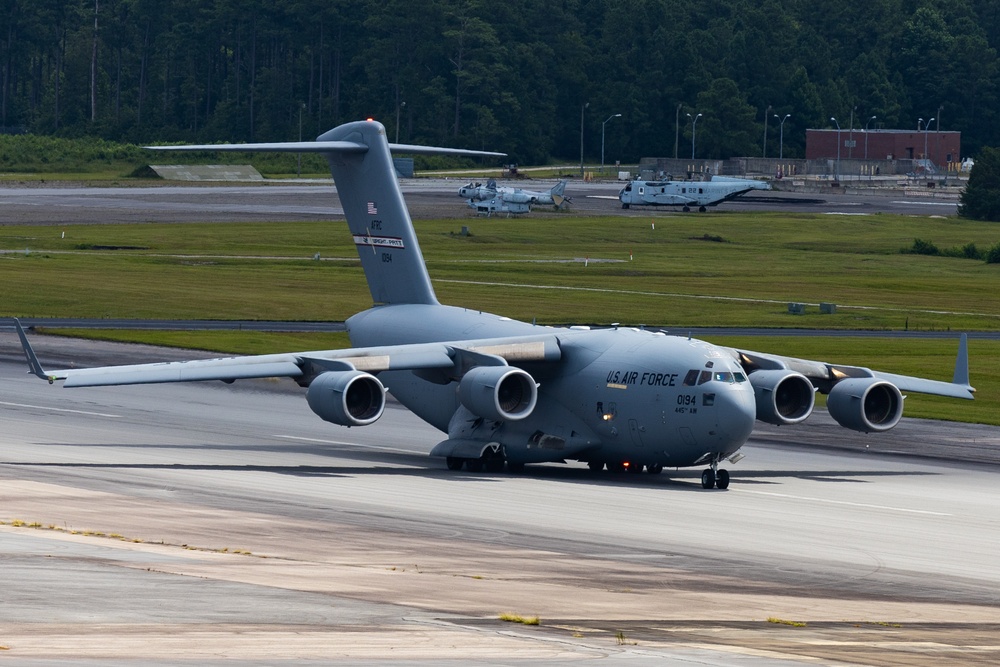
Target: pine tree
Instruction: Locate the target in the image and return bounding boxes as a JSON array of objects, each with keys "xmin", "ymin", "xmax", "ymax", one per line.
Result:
[{"xmin": 959, "ymin": 146, "xmax": 1000, "ymax": 221}]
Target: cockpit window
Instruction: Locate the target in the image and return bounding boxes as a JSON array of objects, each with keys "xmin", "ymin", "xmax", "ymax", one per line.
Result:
[{"xmin": 684, "ymin": 369, "xmax": 747, "ymax": 385}]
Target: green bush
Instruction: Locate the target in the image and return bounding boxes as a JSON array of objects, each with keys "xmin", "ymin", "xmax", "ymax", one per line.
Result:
[
  {"xmin": 986, "ymin": 242, "xmax": 1000, "ymax": 264},
  {"xmin": 906, "ymin": 238, "xmax": 940, "ymax": 255}
]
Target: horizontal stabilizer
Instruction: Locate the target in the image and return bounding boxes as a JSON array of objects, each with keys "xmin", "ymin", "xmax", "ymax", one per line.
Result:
[{"xmin": 146, "ymin": 140, "xmax": 504, "ymax": 159}]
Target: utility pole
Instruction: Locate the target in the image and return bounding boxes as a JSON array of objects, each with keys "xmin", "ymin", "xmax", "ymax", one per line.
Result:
[
  {"xmin": 674, "ymin": 103, "xmax": 682, "ymax": 159},
  {"xmin": 90, "ymin": 0, "xmax": 99, "ymax": 122},
  {"xmin": 762, "ymin": 105, "xmax": 772, "ymax": 157}
]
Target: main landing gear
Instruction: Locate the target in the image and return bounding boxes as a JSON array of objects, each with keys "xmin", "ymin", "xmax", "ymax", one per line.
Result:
[
  {"xmin": 700, "ymin": 461, "xmax": 730, "ymax": 490},
  {"xmin": 446, "ymin": 452, "xmax": 515, "ymax": 473}
]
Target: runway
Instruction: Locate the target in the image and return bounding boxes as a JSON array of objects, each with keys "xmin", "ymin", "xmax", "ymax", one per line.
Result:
[
  {"xmin": 0, "ymin": 177, "xmax": 959, "ymax": 225},
  {"xmin": 2, "ymin": 345, "xmax": 999, "ymax": 665}
]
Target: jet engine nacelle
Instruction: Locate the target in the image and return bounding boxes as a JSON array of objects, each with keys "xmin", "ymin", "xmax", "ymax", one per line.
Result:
[
  {"xmin": 826, "ymin": 378, "xmax": 903, "ymax": 433},
  {"xmin": 457, "ymin": 366, "xmax": 537, "ymax": 422},
  {"xmin": 306, "ymin": 370, "xmax": 386, "ymax": 427},
  {"xmin": 748, "ymin": 369, "xmax": 815, "ymax": 425}
]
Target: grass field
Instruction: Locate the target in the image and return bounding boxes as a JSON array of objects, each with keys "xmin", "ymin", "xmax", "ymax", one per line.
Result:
[{"xmin": 3, "ymin": 210, "xmax": 999, "ymax": 424}]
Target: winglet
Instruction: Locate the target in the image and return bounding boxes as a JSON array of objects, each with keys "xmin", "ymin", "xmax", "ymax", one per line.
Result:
[
  {"xmin": 13, "ymin": 319, "xmax": 53, "ymax": 382},
  {"xmin": 953, "ymin": 333, "xmax": 971, "ymax": 388}
]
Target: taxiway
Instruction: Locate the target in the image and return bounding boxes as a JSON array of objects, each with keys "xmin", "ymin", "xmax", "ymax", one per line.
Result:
[{"xmin": 2, "ymin": 341, "xmax": 999, "ymax": 665}]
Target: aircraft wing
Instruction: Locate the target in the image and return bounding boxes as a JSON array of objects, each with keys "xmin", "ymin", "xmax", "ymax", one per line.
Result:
[
  {"xmin": 721, "ymin": 334, "xmax": 975, "ymax": 400},
  {"xmin": 15, "ymin": 320, "xmax": 561, "ymax": 388}
]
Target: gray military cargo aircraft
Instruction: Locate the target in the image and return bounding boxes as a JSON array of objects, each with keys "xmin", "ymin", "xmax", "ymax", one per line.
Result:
[
  {"xmin": 619, "ymin": 175, "xmax": 770, "ymax": 212},
  {"xmin": 15, "ymin": 120, "xmax": 975, "ymax": 489}
]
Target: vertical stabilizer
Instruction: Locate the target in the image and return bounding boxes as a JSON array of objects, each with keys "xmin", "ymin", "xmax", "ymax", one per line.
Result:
[
  {"xmin": 146, "ymin": 119, "xmax": 503, "ymax": 306},
  {"xmin": 318, "ymin": 121, "xmax": 435, "ymax": 305}
]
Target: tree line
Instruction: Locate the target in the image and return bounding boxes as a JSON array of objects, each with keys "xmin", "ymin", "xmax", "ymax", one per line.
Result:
[{"xmin": 1, "ymin": 0, "xmax": 997, "ymax": 164}]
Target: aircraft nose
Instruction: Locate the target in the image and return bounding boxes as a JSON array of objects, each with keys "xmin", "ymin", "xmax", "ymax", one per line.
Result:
[{"xmin": 717, "ymin": 384, "xmax": 756, "ymax": 446}]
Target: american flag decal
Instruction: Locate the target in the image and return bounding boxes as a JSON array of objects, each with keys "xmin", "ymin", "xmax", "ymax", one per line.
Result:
[{"xmin": 367, "ymin": 201, "xmax": 378, "ymax": 215}]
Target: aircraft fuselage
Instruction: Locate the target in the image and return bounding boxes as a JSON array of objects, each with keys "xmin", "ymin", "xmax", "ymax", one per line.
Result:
[
  {"xmin": 346, "ymin": 304, "xmax": 756, "ymax": 470},
  {"xmin": 619, "ymin": 177, "xmax": 769, "ymax": 211}
]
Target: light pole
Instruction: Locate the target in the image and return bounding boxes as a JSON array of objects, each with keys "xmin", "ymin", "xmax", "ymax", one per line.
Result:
[
  {"xmin": 848, "ymin": 105, "xmax": 856, "ymax": 158},
  {"xmin": 687, "ymin": 112, "xmax": 702, "ymax": 160},
  {"xmin": 395, "ymin": 100, "xmax": 405, "ymax": 144},
  {"xmin": 297, "ymin": 103, "xmax": 305, "ymax": 177},
  {"xmin": 923, "ymin": 116, "xmax": 935, "ymax": 163},
  {"xmin": 674, "ymin": 103, "xmax": 682, "ymax": 159},
  {"xmin": 918, "ymin": 117, "xmax": 924, "ymax": 132},
  {"xmin": 774, "ymin": 113, "xmax": 790, "ymax": 160},
  {"xmin": 864, "ymin": 115, "xmax": 876, "ymax": 160},
  {"xmin": 763, "ymin": 105, "xmax": 772, "ymax": 157},
  {"xmin": 579, "ymin": 102, "xmax": 589, "ymax": 176},
  {"xmin": 601, "ymin": 113, "xmax": 621, "ymax": 174},
  {"xmin": 830, "ymin": 116, "xmax": 841, "ymax": 181}
]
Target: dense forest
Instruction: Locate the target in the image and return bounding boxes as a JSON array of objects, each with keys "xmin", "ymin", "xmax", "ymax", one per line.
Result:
[{"xmin": 1, "ymin": 0, "xmax": 997, "ymax": 164}]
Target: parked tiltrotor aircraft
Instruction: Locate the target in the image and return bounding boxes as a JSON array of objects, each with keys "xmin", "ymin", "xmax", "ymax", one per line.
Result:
[
  {"xmin": 619, "ymin": 175, "xmax": 770, "ymax": 211},
  {"xmin": 460, "ymin": 179, "xmax": 568, "ymax": 215},
  {"xmin": 15, "ymin": 120, "xmax": 974, "ymax": 489}
]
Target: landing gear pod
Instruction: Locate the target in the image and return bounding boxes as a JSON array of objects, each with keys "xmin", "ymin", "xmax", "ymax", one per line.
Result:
[
  {"xmin": 306, "ymin": 370, "xmax": 386, "ymax": 426},
  {"xmin": 458, "ymin": 366, "xmax": 537, "ymax": 421},
  {"xmin": 826, "ymin": 378, "xmax": 903, "ymax": 433},
  {"xmin": 748, "ymin": 370, "xmax": 815, "ymax": 425}
]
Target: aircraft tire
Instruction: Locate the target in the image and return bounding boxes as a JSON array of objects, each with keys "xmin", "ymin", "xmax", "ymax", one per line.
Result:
[
  {"xmin": 507, "ymin": 461, "xmax": 525, "ymax": 473},
  {"xmin": 683, "ymin": 206, "xmax": 691, "ymax": 212},
  {"xmin": 587, "ymin": 461, "xmax": 605, "ymax": 471},
  {"xmin": 446, "ymin": 457, "xmax": 464, "ymax": 471},
  {"xmin": 647, "ymin": 463, "xmax": 663, "ymax": 475},
  {"xmin": 701, "ymin": 469, "xmax": 716, "ymax": 489},
  {"xmin": 622, "ymin": 203, "xmax": 630, "ymax": 209},
  {"xmin": 699, "ymin": 206, "xmax": 707, "ymax": 213},
  {"xmin": 607, "ymin": 461, "xmax": 626, "ymax": 473},
  {"xmin": 627, "ymin": 463, "xmax": 643, "ymax": 474},
  {"xmin": 716, "ymin": 469, "xmax": 730, "ymax": 489},
  {"xmin": 465, "ymin": 458, "xmax": 484, "ymax": 473},
  {"xmin": 485, "ymin": 457, "xmax": 505, "ymax": 473}
]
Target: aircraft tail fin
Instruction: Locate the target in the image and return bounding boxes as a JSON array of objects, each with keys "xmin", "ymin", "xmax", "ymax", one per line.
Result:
[
  {"xmin": 550, "ymin": 181, "xmax": 567, "ymax": 197},
  {"xmin": 147, "ymin": 120, "xmax": 504, "ymax": 306},
  {"xmin": 953, "ymin": 333, "xmax": 971, "ymax": 387},
  {"xmin": 14, "ymin": 319, "xmax": 55, "ymax": 382}
]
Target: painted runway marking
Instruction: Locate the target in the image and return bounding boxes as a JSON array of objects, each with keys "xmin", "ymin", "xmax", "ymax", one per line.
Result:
[
  {"xmin": 736, "ymin": 488, "xmax": 951, "ymax": 516},
  {"xmin": 0, "ymin": 401, "xmax": 122, "ymax": 418},
  {"xmin": 891, "ymin": 200, "xmax": 958, "ymax": 206},
  {"xmin": 274, "ymin": 434, "xmax": 416, "ymax": 456}
]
